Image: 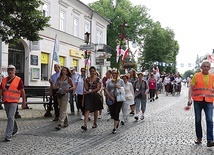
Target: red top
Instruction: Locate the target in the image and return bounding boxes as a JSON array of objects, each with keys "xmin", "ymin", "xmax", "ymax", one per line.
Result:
[{"xmin": 148, "ymin": 78, "xmax": 156, "ymax": 89}]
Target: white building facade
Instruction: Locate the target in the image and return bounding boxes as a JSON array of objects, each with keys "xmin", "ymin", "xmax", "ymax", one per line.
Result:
[{"xmin": 1, "ymin": 0, "xmax": 111, "ymax": 86}]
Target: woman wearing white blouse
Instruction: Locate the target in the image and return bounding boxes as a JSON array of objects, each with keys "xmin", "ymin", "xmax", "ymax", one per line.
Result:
[
  {"xmin": 163, "ymin": 74, "xmax": 171, "ymax": 96},
  {"xmin": 121, "ymin": 75, "xmax": 134, "ymax": 125}
]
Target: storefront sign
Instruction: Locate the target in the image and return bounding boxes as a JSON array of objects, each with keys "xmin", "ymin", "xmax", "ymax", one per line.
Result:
[
  {"xmin": 70, "ymin": 49, "xmax": 82, "ymax": 58},
  {"xmin": 41, "ymin": 52, "xmax": 49, "ymax": 64}
]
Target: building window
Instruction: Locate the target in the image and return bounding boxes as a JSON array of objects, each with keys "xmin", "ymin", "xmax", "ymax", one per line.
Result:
[
  {"xmin": 74, "ymin": 17, "xmax": 79, "ymax": 37},
  {"xmin": 60, "ymin": 10, "xmax": 66, "ymax": 31},
  {"xmin": 96, "ymin": 29, "xmax": 103, "ymax": 44},
  {"xmin": 41, "ymin": 52, "xmax": 49, "ymax": 81},
  {"xmin": 85, "ymin": 23, "xmax": 90, "ymax": 33},
  {"xmin": 42, "ymin": 2, "xmax": 50, "ymax": 17}
]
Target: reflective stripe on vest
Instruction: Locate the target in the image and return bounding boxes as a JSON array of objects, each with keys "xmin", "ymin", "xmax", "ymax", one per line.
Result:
[
  {"xmin": 2, "ymin": 76, "xmax": 21, "ymax": 103},
  {"xmin": 192, "ymin": 73, "xmax": 214, "ymax": 102}
]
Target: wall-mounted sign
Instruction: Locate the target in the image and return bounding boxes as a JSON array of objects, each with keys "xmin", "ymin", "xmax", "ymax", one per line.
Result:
[
  {"xmin": 96, "ymin": 59, "xmax": 104, "ymax": 65},
  {"xmin": 30, "ymin": 55, "xmax": 38, "ymax": 66},
  {"xmin": 31, "ymin": 68, "xmax": 40, "ymax": 80},
  {"xmin": 30, "ymin": 41, "xmax": 40, "ymax": 51},
  {"xmin": 70, "ymin": 49, "xmax": 83, "ymax": 58}
]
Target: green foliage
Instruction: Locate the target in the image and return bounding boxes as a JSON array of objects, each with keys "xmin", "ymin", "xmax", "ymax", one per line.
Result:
[
  {"xmin": 0, "ymin": 0, "xmax": 50, "ymax": 43},
  {"xmin": 140, "ymin": 22, "xmax": 179, "ymax": 73},
  {"xmin": 183, "ymin": 70, "xmax": 195, "ymax": 79},
  {"xmin": 89, "ymin": 0, "xmax": 179, "ymax": 72},
  {"xmin": 89, "ymin": 0, "xmax": 151, "ymax": 68}
]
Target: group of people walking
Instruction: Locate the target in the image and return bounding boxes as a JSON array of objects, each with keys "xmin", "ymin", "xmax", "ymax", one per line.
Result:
[
  {"xmin": 49, "ymin": 66, "xmax": 152, "ymax": 134},
  {"xmin": 2, "ymin": 60, "xmax": 214, "ymax": 148}
]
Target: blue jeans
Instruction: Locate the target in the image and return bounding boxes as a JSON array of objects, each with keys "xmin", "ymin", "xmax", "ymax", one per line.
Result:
[
  {"xmin": 194, "ymin": 100, "xmax": 213, "ymax": 142},
  {"xmin": 69, "ymin": 90, "xmax": 74, "ymax": 113},
  {"xmin": 135, "ymin": 97, "xmax": 147, "ymax": 113}
]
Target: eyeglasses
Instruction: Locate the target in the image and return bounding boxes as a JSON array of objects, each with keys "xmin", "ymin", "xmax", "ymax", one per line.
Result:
[
  {"xmin": 81, "ymin": 71, "xmax": 85, "ymax": 72},
  {"xmin": 112, "ymin": 73, "xmax": 117, "ymax": 74},
  {"xmin": 203, "ymin": 66, "xmax": 209, "ymax": 68}
]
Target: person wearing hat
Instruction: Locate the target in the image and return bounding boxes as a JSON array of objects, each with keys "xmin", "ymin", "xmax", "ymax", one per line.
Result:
[
  {"xmin": 133, "ymin": 72, "xmax": 149, "ymax": 120},
  {"xmin": 0, "ymin": 65, "xmax": 26, "ymax": 141}
]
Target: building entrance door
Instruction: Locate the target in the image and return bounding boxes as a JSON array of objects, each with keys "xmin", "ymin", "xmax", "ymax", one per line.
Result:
[{"xmin": 8, "ymin": 41, "xmax": 25, "ymax": 83}]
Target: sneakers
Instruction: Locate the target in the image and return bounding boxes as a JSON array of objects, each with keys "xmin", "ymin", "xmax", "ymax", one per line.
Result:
[
  {"xmin": 140, "ymin": 115, "xmax": 144, "ymax": 120},
  {"xmin": 4, "ymin": 137, "xmax": 12, "ymax": 142},
  {"xmin": 207, "ymin": 141, "xmax": 214, "ymax": 147},
  {"xmin": 81, "ymin": 125, "xmax": 87, "ymax": 131},
  {"xmin": 194, "ymin": 139, "xmax": 202, "ymax": 144},
  {"xmin": 155, "ymin": 96, "xmax": 158, "ymax": 99},
  {"xmin": 112, "ymin": 128, "xmax": 116, "ymax": 134},
  {"xmin": 98, "ymin": 115, "xmax": 102, "ymax": 119},
  {"xmin": 81, "ymin": 115, "xmax": 84, "ymax": 120},
  {"xmin": 12, "ymin": 130, "xmax": 18, "ymax": 136}
]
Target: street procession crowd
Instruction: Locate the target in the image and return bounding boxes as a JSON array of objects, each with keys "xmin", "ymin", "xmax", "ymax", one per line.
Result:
[
  {"xmin": 2, "ymin": 60, "xmax": 214, "ymax": 148},
  {"xmin": 48, "ymin": 64, "xmax": 185, "ymax": 134}
]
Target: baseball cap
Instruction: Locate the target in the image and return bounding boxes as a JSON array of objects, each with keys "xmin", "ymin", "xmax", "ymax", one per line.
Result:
[
  {"xmin": 7, "ymin": 65, "xmax": 16, "ymax": 69},
  {"xmin": 70, "ymin": 67, "xmax": 75, "ymax": 70}
]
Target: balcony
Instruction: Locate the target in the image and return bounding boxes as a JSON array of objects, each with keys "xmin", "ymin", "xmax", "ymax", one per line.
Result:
[{"xmin": 95, "ymin": 44, "xmax": 113, "ymax": 54}]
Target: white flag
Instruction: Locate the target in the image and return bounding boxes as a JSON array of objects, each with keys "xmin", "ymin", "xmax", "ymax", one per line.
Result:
[{"xmin": 53, "ymin": 34, "xmax": 59, "ymax": 63}]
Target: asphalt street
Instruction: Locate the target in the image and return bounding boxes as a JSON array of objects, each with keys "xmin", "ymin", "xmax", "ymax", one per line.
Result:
[{"xmin": 0, "ymin": 86, "xmax": 214, "ymax": 155}]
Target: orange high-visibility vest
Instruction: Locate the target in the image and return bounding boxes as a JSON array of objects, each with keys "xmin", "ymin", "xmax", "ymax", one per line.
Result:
[
  {"xmin": 192, "ymin": 72, "xmax": 214, "ymax": 102},
  {"xmin": 2, "ymin": 76, "xmax": 21, "ymax": 103}
]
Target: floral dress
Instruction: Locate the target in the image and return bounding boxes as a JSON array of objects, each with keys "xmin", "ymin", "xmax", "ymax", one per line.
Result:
[{"xmin": 84, "ymin": 77, "xmax": 103, "ymax": 112}]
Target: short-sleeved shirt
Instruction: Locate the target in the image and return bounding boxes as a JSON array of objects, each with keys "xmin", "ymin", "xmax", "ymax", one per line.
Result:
[{"xmin": 51, "ymin": 72, "xmax": 60, "ymax": 85}]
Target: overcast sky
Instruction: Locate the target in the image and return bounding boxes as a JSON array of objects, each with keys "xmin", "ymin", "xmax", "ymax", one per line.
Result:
[{"xmin": 81, "ymin": 0, "xmax": 214, "ymax": 73}]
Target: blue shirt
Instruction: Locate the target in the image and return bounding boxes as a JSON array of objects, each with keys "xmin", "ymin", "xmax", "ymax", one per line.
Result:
[
  {"xmin": 75, "ymin": 75, "xmax": 86, "ymax": 95},
  {"xmin": 51, "ymin": 72, "xmax": 60, "ymax": 85}
]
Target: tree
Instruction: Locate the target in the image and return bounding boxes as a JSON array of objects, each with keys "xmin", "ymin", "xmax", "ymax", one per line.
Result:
[
  {"xmin": 183, "ymin": 70, "xmax": 195, "ymax": 79},
  {"xmin": 0, "ymin": 0, "xmax": 50, "ymax": 43},
  {"xmin": 89, "ymin": 0, "xmax": 152, "ymax": 69},
  {"xmin": 140, "ymin": 22, "xmax": 179, "ymax": 73}
]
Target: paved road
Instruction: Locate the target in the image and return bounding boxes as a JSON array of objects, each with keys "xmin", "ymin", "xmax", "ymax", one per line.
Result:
[{"xmin": 0, "ymin": 86, "xmax": 214, "ymax": 155}]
